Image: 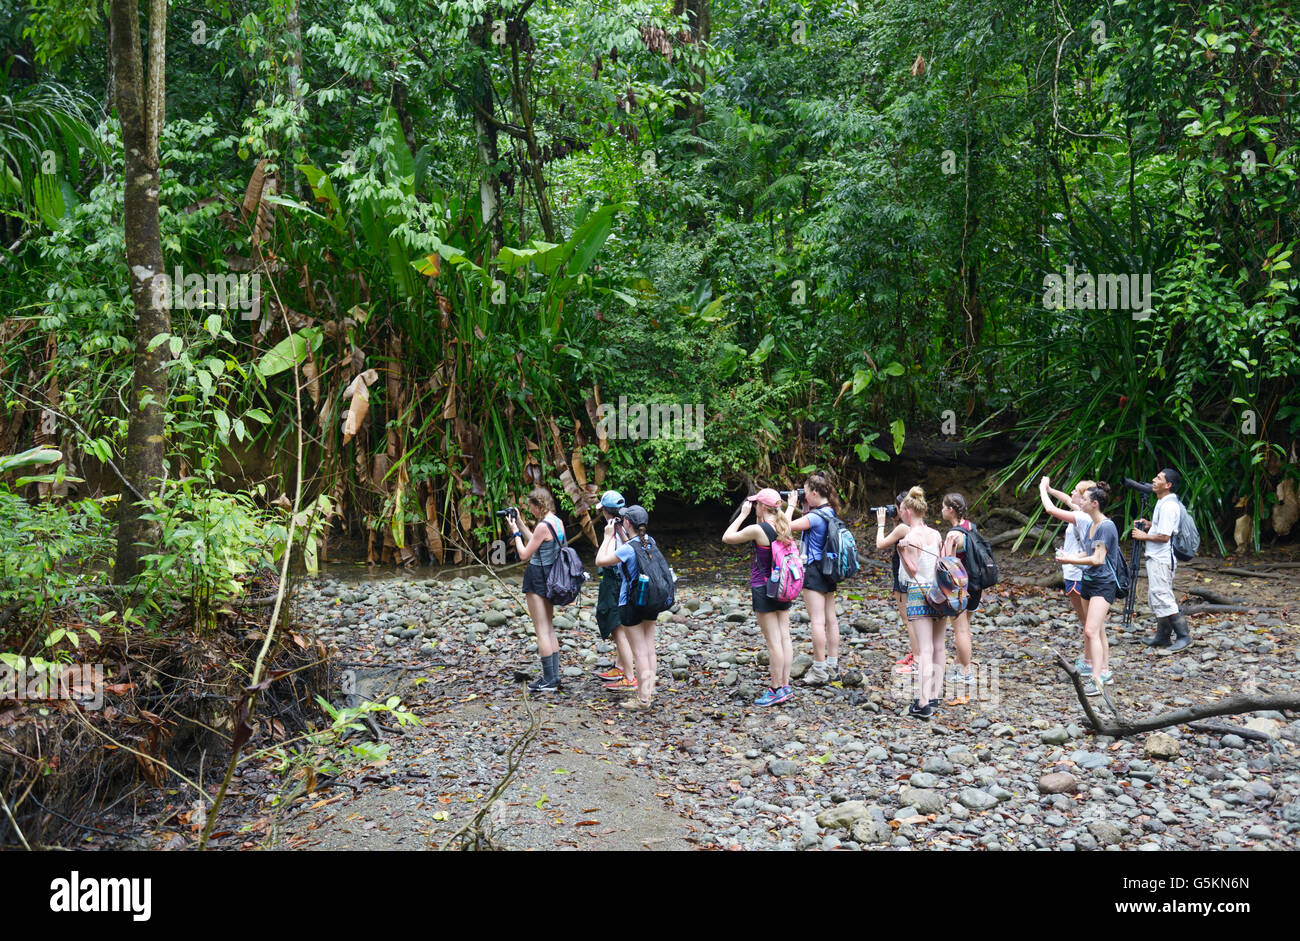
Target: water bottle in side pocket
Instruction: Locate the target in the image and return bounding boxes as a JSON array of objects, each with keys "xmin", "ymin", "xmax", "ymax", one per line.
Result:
[{"xmin": 636, "ymin": 573, "xmax": 650, "ymax": 605}]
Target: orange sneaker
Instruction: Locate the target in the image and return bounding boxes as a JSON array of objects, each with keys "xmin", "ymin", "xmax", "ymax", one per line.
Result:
[
  {"xmin": 597, "ymin": 667, "xmax": 625, "ymax": 681},
  {"xmin": 604, "ymin": 676, "xmax": 637, "ymax": 691}
]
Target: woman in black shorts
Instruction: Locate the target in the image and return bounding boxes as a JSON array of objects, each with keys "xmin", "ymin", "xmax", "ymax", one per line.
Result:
[
  {"xmin": 1054, "ymin": 481, "xmax": 1118, "ymax": 697},
  {"xmin": 723, "ymin": 488, "xmax": 794, "ymax": 707},
  {"xmin": 505, "ymin": 487, "xmax": 565, "ymax": 693},
  {"xmin": 940, "ymin": 493, "xmax": 979, "ymax": 689},
  {"xmin": 876, "ymin": 491, "xmax": 915, "ymax": 675},
  {"xmin": 786, "ymin": 470, "xmax": 842, "ymax": 684}
]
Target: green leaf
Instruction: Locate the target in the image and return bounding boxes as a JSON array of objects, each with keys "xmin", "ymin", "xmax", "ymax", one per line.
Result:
[
  {"xmin": 213, "ymin": 410, "xmax": 231, "ymax": 441},
  {"xmin": 256, "ymin": 328, "xmax": 323, "ymax": 377},
  {"xmin": 890, "ymin": 418, "xmax": 906, "ymax": 455},
  {"xmin": 46, "ymin": 628, "xmax": 66, "ymax": 646}
]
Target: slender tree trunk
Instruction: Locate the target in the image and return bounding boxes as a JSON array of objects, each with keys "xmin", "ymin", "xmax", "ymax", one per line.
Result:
[
  {"xmin": 469, "ymin": 17, "xmax": 504, "ymax": 256},
  {"xmin": 508, "ymin": 30, "xmax": 554, "ymax": 243},
  {"xmin": 111, "ymin": 0, "xmax": 170, "ymax": 583},
  {"xmin": 672, "ymin": 0, "xmax": 709, "ymax": 130}
]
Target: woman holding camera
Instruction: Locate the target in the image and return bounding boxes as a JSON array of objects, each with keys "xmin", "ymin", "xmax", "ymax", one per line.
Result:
[
  {"xmin": 1039, "ymin": 476, "xmax": 1097, "ymax": 674},
  {"xmin": 505, "ymin": 487, "xmax": 566, "ymax": 693},
  {"xmin": 786, "ymin": 470, "xmax": 842, "ymax": 684},
  {"xmin": 594, "ymin": 491, "xmax": 638, "ymax": 691},
  {"xmin": 596, "ymin": 505, "xmax": 659, "ymax": 711},
  {"xmin": 723, "ymin": 488, "xmax": 795, "ymax": 706},
  {"xmin": 939, "ymin": 493, "xmax": 979, "ymax": 689},
  {"xmin": 876, "ymin": 491, "xmax": 917, "ymax": 675},
  {"xmin": 1053, "ymin": 482, "xmax": 1118, "ymax": 697},
  {"xmin": 886, "ymin": 486, "xmax": 944, "ymax": 719}
]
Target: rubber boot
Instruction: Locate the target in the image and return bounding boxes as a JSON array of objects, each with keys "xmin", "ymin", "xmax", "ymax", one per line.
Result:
[
  {"xmin": 1141, "ymin": 615, "xmax": 1173, "ymax": 648},
  {"xmin": 1167, "ymin": 614, "xmax": 1192, "ymax": 652}
]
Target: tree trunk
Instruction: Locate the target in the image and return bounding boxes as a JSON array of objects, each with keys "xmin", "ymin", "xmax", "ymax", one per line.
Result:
[
  {"xmin": 508, "ymin": 27, "xmax": 554, "ymax": 242},
  {"xmin": 111, "ymin": 0, "xmax": 170, "ymax": 583},
  {"xmin": 469, "ymin": 18, "xmax": 504, "ymax": 256}
]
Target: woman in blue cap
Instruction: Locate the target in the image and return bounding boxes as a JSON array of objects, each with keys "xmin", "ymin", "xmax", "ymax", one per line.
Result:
[
  {"xmin": 594, "ymin": 490, "xmax": 638, "ymax": 691},
  {"xmin": 596, "ymin": 504, "xmax": 661, "ymax": 711}
]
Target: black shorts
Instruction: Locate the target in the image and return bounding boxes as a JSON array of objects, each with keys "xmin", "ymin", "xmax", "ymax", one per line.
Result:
[
  {"xmin": 523, "ymin": 563, "xmax": 550, "ymax": 596},
  {"xmin": 965, "ymin": 587, "xmax": 982, "ymax": 612},
  {"xmin": 803, "ymin": 564, "xmax": 836, "ymax": 595},
  {"xmin": 619, "ymin": 603, "xmax": 656, "ymax": 627},
  {"xmin": 1080, "ymin": 577, "xmax": 1116, "ymax": 604},
  {"xmin": 751, "ymin": 585, "xmax": 792, "ymax": 614}
]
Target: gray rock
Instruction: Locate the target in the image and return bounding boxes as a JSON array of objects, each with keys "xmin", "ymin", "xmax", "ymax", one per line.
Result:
[
  {"xmin": 1280, "ymin": 803, "xmax": 1300, "ymax": 825},
  {"xmin": 909, "ymin": 772, "xmax": 940, "ymax": 789},
  {"xmin": 865, "ymin": 746, "xmax": 889, "ymax": 762},
  {"xmin": 790, "ymin": 655, "xmax": 814, "ymax": 679},
  {"xmin": 851, "ymin": 819, "xmax": 893, "ymax": 845},
  {"xmin": 921, "ymin": 757, "xmax": 955, "ymax": 776},
  {"xmin": 959, "ymin": 788, "xmax": 998, "ymax": 812},
  {"xmin": 484, "ymin": 611, "xmax": 508, "ymax": 627},
  {"xmin": 898, "ymin": 787, "xmax": 946, "ymax": 815},
  {"xmin": 1088, "ymin": 821, "xmax": 1123, "ymax": 845},
  {"xmin": 1040, "ymin": 726, "xmax": 1070, "ymax": 746},
  {"xmin": 768, "ymin": 759, "xmax": 800, "ymax": 777},
  {"xmin": 816, "ymin": 801, "xmax": 871, "ymax": 830},
  {"xmin": 1220, "ymin": 734, "xmax": 1246, "ymax": 750}
]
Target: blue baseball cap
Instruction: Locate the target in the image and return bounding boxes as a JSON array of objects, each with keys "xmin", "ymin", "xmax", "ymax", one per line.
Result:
[{"xmin": 599, "ymin": 490, "xmax": 625, "ymax": 510}]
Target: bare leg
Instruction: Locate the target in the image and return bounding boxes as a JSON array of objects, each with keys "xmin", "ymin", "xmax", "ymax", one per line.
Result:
[
  {"xmin": 954, "ymin": 611, "xmax": 971, "ymax": 669},
  {"xmin": 757, "ymin": 611, "xmax": 784, "ymax": 689},
  {"xmin": 633, "ymin": 622, "xmax": 657, "ymax": 704},
  {"xmin": 929, "ymin": 620, "xmax": 947, "ymax": 701},
  {"xmin": 613, "ymin": 625, "xmax": 635, "ymax": 677},
  {"xmin": 1085, "ymin": 597, "xmax": 1111, "ymax": 682},
  {"xmin": 527, "ymin": 592, "xmax": 557, "ymax": 656},
  {"xmin": 778, "ymin": 609, "xmax": 793, "ymax": 686},
  {"xmin": 824, "ymin": 591, "xmax": 840, "ymax": 661},
  {"xmin": 805, "ymin": 588, "xmax": 827, "ymax": 662},
  {"xmin": 913, "ymin": 616, "xmax": 935, "ymax": 705}
]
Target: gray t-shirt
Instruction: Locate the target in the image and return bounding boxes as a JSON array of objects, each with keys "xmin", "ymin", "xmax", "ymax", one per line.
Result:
[{"xmin": 1079, "ymin": 517, "xmax": 1120, "ymax": 582}]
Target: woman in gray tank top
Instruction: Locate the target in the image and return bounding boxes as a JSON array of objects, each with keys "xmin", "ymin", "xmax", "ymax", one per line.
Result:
[{"xmin": 506, "ymin": 487, "xmax": 566, "ymax": 693}]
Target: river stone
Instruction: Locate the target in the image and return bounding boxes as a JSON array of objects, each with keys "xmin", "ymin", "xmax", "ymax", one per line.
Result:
[
  {"xmin": 1040, "ymin": 726, "xmax": 1070, "ymax": 746},
  {"xmin": 790, "ymin": 655, "xmax": 814, "ymax": 679},
  {"xmin": 851, "ymin": 819, "xmax": 893, "ymax": 845},
  {"xmin": 1243, "ymin": 717, "xmax": 1281, "ymax": 739},
  {"xmin": 899, "ymin": 787, "xmax": 946, "ymax": 815},
  {"xmin": 1220, "ymin": 734, "xmax": 1246, "ymax": 750},
  {"xmin": 1088, "ymin": 821, "xmax": 1123, "ymax": 845},
  {"xmin": 958, "ymin": 788, "xmax": 998, "ymax": 811},
  {"xmin": 1144, "ymin": 732, "xmax": 1180, "ymax": 759},
  {"xmin": 484, "ymin": 611, "xmax": 508, "ymax": 627},
  {"xmin": 768, "ymin": 758, "xmax": 800, "ymax": 777},
  {"xmin": 909, "ymin": 772, "xmax": 940, "ymax": 789},
  {"xmin": 816, "ymin": 801, "xmax": 870, "ymax": 830},
  {"xmin": 1038, "ymin": 772, "xmax": 1079, "ymax": 795}
]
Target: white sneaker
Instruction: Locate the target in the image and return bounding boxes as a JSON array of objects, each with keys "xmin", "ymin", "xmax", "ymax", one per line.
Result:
[{"xmin": 804, "ymin": 664, "xmax": 831, "ymax": 685}]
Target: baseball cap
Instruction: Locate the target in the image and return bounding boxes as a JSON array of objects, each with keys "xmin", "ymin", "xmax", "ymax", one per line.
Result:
[
  {"xmin": 621, "ymin": 505, "xmax": 649, "ymax": 528},
  {"xmin": 746, "ymin": 488, "xmax": 782, "ymax": 508},
  {"xmin": 599, "ymin": 490, "xmax": 626, "ymax": 510}
]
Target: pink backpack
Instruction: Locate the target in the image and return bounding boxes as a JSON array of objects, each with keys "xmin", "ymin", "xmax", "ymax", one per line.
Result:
[{"xmin": 766, "ymin": 530, "xmax": 806, "ymax": 602}]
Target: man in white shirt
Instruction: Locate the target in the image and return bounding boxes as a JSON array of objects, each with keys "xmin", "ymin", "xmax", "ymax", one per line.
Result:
[{"xmin": 1133, "ymin": 468, "xmax": 1189, "ymax": 651}]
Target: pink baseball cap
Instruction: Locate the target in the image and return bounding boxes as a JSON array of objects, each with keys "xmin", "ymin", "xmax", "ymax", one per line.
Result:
[{"xmin": 746, "ymin": 488, "xmax": 782, "ymax": 508}]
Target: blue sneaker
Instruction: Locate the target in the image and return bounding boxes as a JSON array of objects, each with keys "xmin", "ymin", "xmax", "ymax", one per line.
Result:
[
  {"xmin": 772, "ymin": 685, "xmax": 793, "ymax": 704},
  {"xmin": 755, "ymin": 687, "xmax": 782, "ymax": 707},
  {"xmin": 1100, "ymin": 670, "xmax": 1115, "ymax": 686}
]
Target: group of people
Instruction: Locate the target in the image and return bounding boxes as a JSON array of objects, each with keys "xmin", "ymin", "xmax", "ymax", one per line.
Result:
[{"xmin": 499, "ymin": 465, "xmax": 1191, "ymax": 718}]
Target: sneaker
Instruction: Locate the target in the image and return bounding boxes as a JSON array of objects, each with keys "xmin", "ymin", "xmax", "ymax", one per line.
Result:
[
  {"xmin": 604, "ymin": 676, "xmax": 637, "ymax": 691},
  {"xmin": 906, "ymin": 698, "xmax": 923, "ymax": 717},
  {"xmin": 596, "ymin": 667, "xmax": 625, "ymax": 681},
  {"xmin": 894, "ymin": 652, "xmax": 915, "ymax": 672},
  {"xmin": 945, "ymin": 668, "xmax": 975, "ymax": 684},
  {"xmin": 618, "ymin": 697, "xmax": 651, "ymax": 711},
  {"xmin": 755, "ymin": 687, "xmax": 782, "ymax": 707},
  {"xmin": 893, "ymin": 659, "xmax": 918, "ymax": 676},
  {"xmin": 1100, "ymin": 670, "xmax": 1114, "ymax": 686},
  {"xmin": 1083, "ymin": 676, "xmax": 1103, "ymax": 697},
  {"xmin": 1073, "ymin": 656, "xmax": 1090, "ymax": 675},
  {"xmin": 527, "ymin": 675, "xmax": 561, "ymax": 693},
  {"xmin": 771, "ymin": 686, "xmax": 794, "ymax": 705},
  {"xmin": 804, "ymin": 664, "xmax": 830, "ymax": 686},
  {"xmin": 913, "ymin": 699, "xmax": 934, "ymax": 720},
  {"xmin": 928, "ymin": 699, "xmax": 940, "ymax": 711}
]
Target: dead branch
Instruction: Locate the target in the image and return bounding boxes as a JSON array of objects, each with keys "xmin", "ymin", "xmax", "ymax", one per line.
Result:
[
  {"xmin": 1184, "ymin": 587, "xmax": 1242, "ymax": 605},
  {"xmin": 1186, "ymin": 721, "xmax": 1272, "ymax": 742},
  {"xmin": 1053, "ymin": 651, "xmax": 1299, "ymax": 737},
  {"xmin": 1181, "ymin": 603, "xmax": 1286, "ymax": 616},
  {"xmin": 987, "ymin": 525, "xmax": 1051, "ymax": 548},
  {"xmin": 1214, "ymin": 568, "xmax": 1286, "ymax": 580}
]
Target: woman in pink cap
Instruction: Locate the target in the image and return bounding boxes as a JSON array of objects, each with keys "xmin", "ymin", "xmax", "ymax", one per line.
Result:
[{"xmin": 722, "ymin": 488, "xmax": 795, "ymax": 706}]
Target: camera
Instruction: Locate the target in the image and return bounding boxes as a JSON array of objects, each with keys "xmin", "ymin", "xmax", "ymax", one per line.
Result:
[
  {"xmin": 495, "ymin": 508, "xmax": 518, "ymax": 519},
  {"xmin": 1133, "ymin": 519, "xmax": 1150, "ymax": 533},
  {"xmin": 871, "ymin": 505, "xmax": 898, "ymax": 517},
  {"xmin": 780, "ymin": 489, "xmax": 805, "ymax": 500}
]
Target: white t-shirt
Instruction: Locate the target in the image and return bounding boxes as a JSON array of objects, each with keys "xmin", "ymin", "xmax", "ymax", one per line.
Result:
[
  {"xmin": 1145, "ymin": 493, "xmax": 1179, "ymax": 565},
  {"xmin": 1061, "ymin": 510, "xmax": 1090, "ymax": 582}
]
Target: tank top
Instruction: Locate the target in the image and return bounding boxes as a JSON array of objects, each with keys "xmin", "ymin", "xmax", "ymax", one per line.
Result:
[
  {"xmin": 900, "ymin": 528, "xmax": 939, "ymax": 585},
  {"xmin": 750, "ymin": 522, "xmax": 778, "ymax": 589},
  {"xmin": 529, "ymin": 513, "xmax": 563, "ymax": 568}
]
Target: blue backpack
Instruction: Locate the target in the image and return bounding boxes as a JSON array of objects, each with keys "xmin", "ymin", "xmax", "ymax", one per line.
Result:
[{"xmin": 811, "ymin": 507, "xmax": 860, "ymax": 586}]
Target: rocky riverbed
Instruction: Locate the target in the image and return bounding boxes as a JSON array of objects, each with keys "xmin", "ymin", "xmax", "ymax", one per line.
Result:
[{"xmin": 269, "ymin": 548, "xmax": 1300, "ymax": 851}]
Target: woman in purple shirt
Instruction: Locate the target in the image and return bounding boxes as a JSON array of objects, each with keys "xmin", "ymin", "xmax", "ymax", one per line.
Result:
[{"xmin": 723, "ymin": 488, "xmax": 795, "ymax": 706}]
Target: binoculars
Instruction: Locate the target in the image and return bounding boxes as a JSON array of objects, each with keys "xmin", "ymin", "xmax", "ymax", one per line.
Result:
[{"xmin": 780, "ymin": 489, "xmax": 805, "ymax": 500}]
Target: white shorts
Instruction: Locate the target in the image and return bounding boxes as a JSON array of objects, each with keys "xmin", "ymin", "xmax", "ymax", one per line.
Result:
[{"xmin": 1145, "ymin": 556, "xmax": 1178, "ymax": 618}]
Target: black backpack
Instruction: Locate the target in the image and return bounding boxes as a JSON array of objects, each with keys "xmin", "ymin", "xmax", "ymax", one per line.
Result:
[
  {"xmin": 949, "ymin": 523, "xmax": 999, "ymax": 592},
  {"xmin": 543, "ymin": 521, "xmax": 588, "ymax": 606},
  {"xmin": 622, "ymin": 535, "xmax": 676, "ymax": 615},
  {"xmin": 1104, "ymin": 532, "xmax": 1131, "ymax": 600}
]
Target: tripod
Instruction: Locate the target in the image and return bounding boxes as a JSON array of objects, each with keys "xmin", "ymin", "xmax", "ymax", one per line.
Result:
[{"xmin": 1120, "ymin": 537, "xmax": 1143, "ymax": 634}]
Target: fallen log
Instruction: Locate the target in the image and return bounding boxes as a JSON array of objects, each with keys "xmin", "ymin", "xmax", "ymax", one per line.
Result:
[
  {"xmin": 1183, "ymin": 587, "xmax": 1242, "ymax": 606},
  {"xmin": 1052, "ymin": 650, "xmax": 1300, "ymax": 737},
  {"xmin": 1215, "ymin": 567, "xmax": 1286, "ymax": 580},
  {"xmin": 1182, "ymin": 603, "xmax": 1286, "ymax": 616},
  {"xmin": 987, "ymin": 526, "xmax": 1050, "ymax": 548}
]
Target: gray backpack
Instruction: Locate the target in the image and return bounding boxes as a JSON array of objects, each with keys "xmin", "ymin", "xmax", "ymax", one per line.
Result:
[
  {"xmin": 1170, "ymin": 499, "xmax": 1199, "ymax": 562},
  {"xmin": 542, "ymin": 522, "xmax": 588, "ymax": 605}
]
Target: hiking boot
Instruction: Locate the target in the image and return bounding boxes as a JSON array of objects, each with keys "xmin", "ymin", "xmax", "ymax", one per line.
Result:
[
  {"xmin": 527, "ymin": 675, "xmax": 561, "ymax": 693},
  {"xmin": 1167, "ymin": 614, "xmax": 1192, "ymax": 652},
  {"xmin": 804, "ymin": 663, "xmax": 831, "ymax": 685},
  {"xmin": 1142, "ymin": 616, "xmax": 1173, "ymax": 648}
]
